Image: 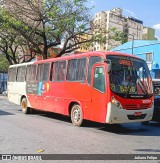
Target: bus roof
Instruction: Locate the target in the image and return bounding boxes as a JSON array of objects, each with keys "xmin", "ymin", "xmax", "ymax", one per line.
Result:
[
  {"xmin": 9, "ymin": 61, "xmax": 34, "ymax": 68},
  {"xmin": 8, "ymin": 51, "xmax": 143, "ymax": 67},
  {"xmin": 34, "ymin": 51, "xmax": 142, "ymax": 64}
]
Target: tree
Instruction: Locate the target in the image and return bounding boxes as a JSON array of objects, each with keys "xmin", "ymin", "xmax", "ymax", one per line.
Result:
[
  {"xmin": 0, "ymin": 9, "xmax": 38, "ymax": 64},
  {"xmin": 1, "ymin": 0, "xmax": 94, "ymax": 59},
  {"xmin": 0, "ymin": 54, "xmax": 9, "ymax": 72},
  {"xmin": 81, "ymin": 26, "xmax": 128, "ymax": 51},
  {"xmin": 106, "ymin": 27, "xmax": 128, "ymax": 50},
  {"xmin": 0, "ymin": 0, "xmax": 128, "ymax": 64}
]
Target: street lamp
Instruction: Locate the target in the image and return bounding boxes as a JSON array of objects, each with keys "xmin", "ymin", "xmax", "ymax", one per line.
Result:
[{"xmin": 128, "ymin": 34, "xmax": 134, "ymax": 55}]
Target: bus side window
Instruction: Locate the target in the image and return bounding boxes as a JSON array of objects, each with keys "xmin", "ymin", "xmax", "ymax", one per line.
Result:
[
  {"xmin": 42, "ymin": 63, "xmax": 50, "ymax": 81},
  {"xmin": 8, "ymin": 68, "xmax": 17, "ymax": 82},
  {"xmin": 93, "ymin": 67, "xmax": 105, "ymax": 93},
  {"xmin": 26, "ymin": 65, "xmax": 37, "ymax": 82},
  {"xmin": 76, "ymin": 58, "xmax": 87, "ymax": 81},
  {"xmin": 51, "ymin": 62, "xmax": 58, "ymax": 81},
  {"xmin": 17, "ymin": 66, "xmax": 26, "ymax": 82},
  {"xmin": 57, "ymin": 61, "xmax": 66, "ymax": 81},
  {"xmin": 67, "ymin": 58, "xmax": 87, "ymax": 81},
  {"xmin": 88, "ymin": 56, "xmax": 102, "ymax": 85},
  {"xmin": 31, "ymin": 65, "xmax": 37, "ymax": 81},
  {"xmin": 37, "ymin": 64, "xmax": 43, "ymax": 82},
  {"xmin": 51, "ymin": 61, "xmax": 66, "ymax": 82},
  {"xmin": 37, "ymin": 63, "xmax": 50, "ymax": 82},
  {"xmin": 67, "ymin": 59, "xmax": 77, "ymax": 81}
]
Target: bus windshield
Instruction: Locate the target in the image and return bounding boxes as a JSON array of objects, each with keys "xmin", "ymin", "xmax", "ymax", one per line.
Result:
[{"xmin": 107, "ymin": 55, "xmax": 153, "ymax": 98}]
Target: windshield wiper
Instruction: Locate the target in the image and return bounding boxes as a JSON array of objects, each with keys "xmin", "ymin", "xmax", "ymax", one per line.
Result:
[{"xmin": 137, "ymin": 78, "xmax": 148, "ymax": 95}]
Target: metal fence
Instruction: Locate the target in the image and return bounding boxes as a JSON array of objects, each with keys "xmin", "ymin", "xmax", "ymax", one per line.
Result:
[{"xmin": 0, "ymin": 73, "xmax": 8, "ymax": 94}]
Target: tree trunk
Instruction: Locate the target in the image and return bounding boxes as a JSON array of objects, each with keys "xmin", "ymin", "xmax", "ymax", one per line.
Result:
[
  {"xmin": 43, "ymin": 47, "xmax": 48, "ymax": 59},
  {"xmin": 5, "ymin": 53, "xmax": 13, "ymax": 65}
]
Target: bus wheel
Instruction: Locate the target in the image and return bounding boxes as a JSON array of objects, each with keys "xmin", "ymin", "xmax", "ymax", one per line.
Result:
[
  {"xmin": 21, "ymin": 98, "xmax": 30, "ymax": 114},
  {"xmin": 71, "ymin": 104, "xmax": 83, "ymax": 126}
]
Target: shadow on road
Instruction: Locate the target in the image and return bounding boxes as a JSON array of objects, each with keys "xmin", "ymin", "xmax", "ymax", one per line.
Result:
[
  {"xmin": 0, "ymin": 110, "xmax": 15, "ymax": 116},
  {"xmin": 19, "ymin": 109, "xmax": 160, "ymax": 136},
  {"xmin": 33, "ymin": 111, "xmax": 71, "ymax": 123},
  {"xmin": 97, "ymin": 121, "xmax": 160, "ymax": 136}
]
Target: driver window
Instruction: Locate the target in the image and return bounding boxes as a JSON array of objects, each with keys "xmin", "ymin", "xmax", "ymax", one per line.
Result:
[{"xmin": 93, "ymin": 67, "xmax": 105, "ymax": 93}]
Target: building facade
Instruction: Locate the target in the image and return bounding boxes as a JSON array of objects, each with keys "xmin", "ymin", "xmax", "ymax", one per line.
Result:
[
  {"xmin": 92, "ymin": 8, "xmax": 143, "ymax": 51},
  {"xmin": 143, "ymin": 27, "xmax": 157, "ymax": 40},
  {"xmin": 112, "ymin": 40, "xmax": 160, "ymax": 71}
]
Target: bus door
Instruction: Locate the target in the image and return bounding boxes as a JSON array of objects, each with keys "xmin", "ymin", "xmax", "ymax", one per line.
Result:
[
  {"xmin": 91, "ymin": 63, "xmax": 108, "ymax": 123},
  {"xmin": 36, "ymin": 63, "xmax": 50, "ymax": 110},
  {"xmin": 46, "ymin": 61, "xmax": 66, "ymax": 114}
]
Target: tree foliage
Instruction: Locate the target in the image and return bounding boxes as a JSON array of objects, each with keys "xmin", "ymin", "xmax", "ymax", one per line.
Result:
[
  {"xmin": 0, "ymin": 0, "xmax": 93, "ymax": 61},
  {"xmin": 0, "ymin": 54, "xmax": 9, "ymax": 72},
  {"xmin": 0, "ymin": 9, "xmax": 38, "ymax": 64},
  {"xmin": 0, "ymin": 0, "xmax": 127, "ymax": 65}
]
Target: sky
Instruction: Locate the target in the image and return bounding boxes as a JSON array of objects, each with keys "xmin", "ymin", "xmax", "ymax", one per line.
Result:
[{"xmin": 87, "ymin": 0, "xmax": 160, "ymax": 39}]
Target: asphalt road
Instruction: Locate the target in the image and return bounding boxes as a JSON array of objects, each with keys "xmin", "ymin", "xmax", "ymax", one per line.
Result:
[{"xmin": 0, "ymin": 96, "xmax": 160, "ymax": 162}]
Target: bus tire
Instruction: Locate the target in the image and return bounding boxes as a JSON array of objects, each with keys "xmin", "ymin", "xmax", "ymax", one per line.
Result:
[
  {"xmin": 21, "ymin": 98, "xmax": 30, "ymax": 114},
  {"xmin": 71, "ymin": 104, "xmax": 83, "ymax": 127}
]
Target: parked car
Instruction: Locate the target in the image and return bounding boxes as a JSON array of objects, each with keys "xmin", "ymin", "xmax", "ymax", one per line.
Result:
[{"xmin": 152, "ymin": 95, "xmax": 160, "ymax": 122}]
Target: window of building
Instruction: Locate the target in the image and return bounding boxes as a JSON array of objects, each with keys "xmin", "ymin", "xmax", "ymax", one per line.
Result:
[{"xmin": 146, "ymin": 52, "xmax": 153, "ymax": 62}]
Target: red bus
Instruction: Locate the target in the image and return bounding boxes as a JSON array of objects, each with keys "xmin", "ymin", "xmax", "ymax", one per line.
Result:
[{"xmin": 7, "ymin": 51, "xmax": 154, "ymax": 126}]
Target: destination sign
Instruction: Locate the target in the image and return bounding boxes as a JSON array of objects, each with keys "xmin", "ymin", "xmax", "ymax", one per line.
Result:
[{"xmin": 119, "ymin": 59, "xmax": 133, "ymax": 66}]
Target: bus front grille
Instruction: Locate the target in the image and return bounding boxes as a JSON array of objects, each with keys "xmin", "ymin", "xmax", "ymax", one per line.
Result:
[{"xmin": 124, "ymin": 104, "xmax": 150, "ymax": 110}]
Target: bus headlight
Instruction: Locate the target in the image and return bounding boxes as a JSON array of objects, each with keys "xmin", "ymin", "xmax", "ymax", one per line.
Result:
[{"xmin": 111, "ymin": 96, "xmax": 123, "ymax": 109}]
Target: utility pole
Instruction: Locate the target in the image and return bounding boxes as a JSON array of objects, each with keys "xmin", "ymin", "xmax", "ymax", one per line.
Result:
[
  {"xmin": 131, "ymin": 34, "xmax": 134, "ymax": 55},
  {"xmin": 128, "ymin": 34, "xmax": 134, "ymax": 55}
]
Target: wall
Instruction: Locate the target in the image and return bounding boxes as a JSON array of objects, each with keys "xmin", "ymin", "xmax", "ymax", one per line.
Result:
[{"xmin": 0, "ymin": 73, "xmax": 8, "ymax": 94}]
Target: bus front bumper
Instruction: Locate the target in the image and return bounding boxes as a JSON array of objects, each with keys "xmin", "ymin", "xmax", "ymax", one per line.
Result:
[{"xmin": 106, "ymin": 102, "xmax": 154, "ymax": 124}]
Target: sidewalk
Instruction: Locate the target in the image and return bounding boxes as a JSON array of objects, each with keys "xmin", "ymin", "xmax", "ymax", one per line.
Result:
[{"xmin": 0, "ymin": 95, "xmax": 8, "ymax": 100}]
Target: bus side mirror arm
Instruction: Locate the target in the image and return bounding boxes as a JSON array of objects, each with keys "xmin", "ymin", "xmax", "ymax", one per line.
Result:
[{"xmin": 104, "ymin": 59, "xmax": 111, "ymax": 74}]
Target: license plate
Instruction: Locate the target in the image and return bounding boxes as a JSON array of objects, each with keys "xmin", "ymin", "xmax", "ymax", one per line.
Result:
[{"xmin": 134, "ymin": 112, "xmax": 142, "ymax": 116}]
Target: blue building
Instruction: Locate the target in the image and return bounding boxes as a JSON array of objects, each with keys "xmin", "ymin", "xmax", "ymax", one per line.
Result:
[
  {"xmin": 112, "ymin": 40, "xmax": 160, "ymax": 95},
  {"xmin": 0, "ymin": 73, "xmax": 8, "ymax": 94}
]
